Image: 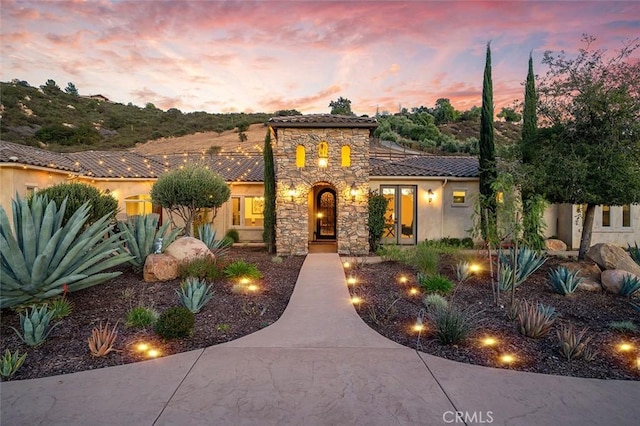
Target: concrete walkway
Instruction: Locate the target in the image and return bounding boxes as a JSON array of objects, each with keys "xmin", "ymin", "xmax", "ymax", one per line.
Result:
[{"xmin": 1, "ymin": 254, "xmax": 638, "ymax": 425}]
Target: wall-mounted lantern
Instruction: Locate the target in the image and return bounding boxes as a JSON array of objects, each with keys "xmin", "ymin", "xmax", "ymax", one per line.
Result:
[
  {"xmin": 287, "ymin": 184, "xmax": 296, "ymax": 201},
  {"xmin": 350, "ymin": 184, "xmax": 358, "ymax": 202},
  {"xmin": 426, "ymin": 188, "xmax": 434, "ymax": 203}
]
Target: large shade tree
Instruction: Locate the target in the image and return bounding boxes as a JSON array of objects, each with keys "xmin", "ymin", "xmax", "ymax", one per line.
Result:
[
  {"xmin": 151, "ymin": 165, "xmax": 231, "ymax": 236},
  {"xmin": 536, "ymin": 35, "xmax": 640, "ymax": 259}
]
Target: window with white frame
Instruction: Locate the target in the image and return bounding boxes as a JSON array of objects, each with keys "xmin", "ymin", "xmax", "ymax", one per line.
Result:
[{"xmin": 231, "ymin": 196, "xmax": 264, "ymax": 227}]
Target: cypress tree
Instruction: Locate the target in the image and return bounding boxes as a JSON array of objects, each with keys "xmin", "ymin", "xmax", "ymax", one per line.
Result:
[
  {"xmin": 522, "ymin": 53, "xmax": 537, "ymax": 165},
  {"xmin": 479, "ymin": 42, "xmax": 497, "ymax": 240},
  {"xmin": 262, "ymin": 128, "xmax": 276, "ymax": 253}
]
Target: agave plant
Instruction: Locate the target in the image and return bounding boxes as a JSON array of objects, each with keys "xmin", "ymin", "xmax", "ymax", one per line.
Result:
[
  {"xmin": 177, "ymin": 277, "xmax": 214, "ymax": 313},
  {"xmin": 0, "ymin": 194, "xmax": 132, "ymax": 308},
  {"xmin": 118, "ymin": 213, "xmax": 181, "ymax": 271},
  {"xmin": 0, "ymin": 349, "xmax": 27, "ymax": 379},
  {"xmin": 517, "ymin": 300, "xmax": 557, "ymax": 339},
  {"xmin": 196, "ymin": 223, "xmax": 232, "ymax": 259},
  {"xmin": 628, "ymin": 242, "xmax": 640, "ymax": 266},
  {"xmin": 11, "ymin": 304, "xmax": 58, "ymax": 347},
  {"xmin": 549, "ymin": 266, "xmax": 582, "ymax": 295},
  {"xmin": 499, "ymin": 247, "xmax": 547, "ymax": 291},
  {"xmin": 557, "ymin": 324, "xmax": 595, "ymax": 362},
  {"xmin": 619, "ymin": 274, "xmax": 640, "ymax": 297}
]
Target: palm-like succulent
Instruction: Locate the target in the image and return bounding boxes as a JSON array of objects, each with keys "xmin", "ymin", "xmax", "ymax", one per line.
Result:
[
  {"xmin": 196, "ymin": 223, "xmax": 232, "ymax": 259},
  {"xmin": 118, "ymin": 213, "xmax": 181, "ymax": 271},
  {"xmin": 11, "ymin": 304, "xmax": 58, "ymax": 347},
  {"xmin": 177, "ymin": 277, "xmax": 214, "ymax": 313},
  {"xmin": 0, "ymin": 194, "xmax": 131, "ymax": 308},
  {"xmin": 549, "ymin": 266, "xmax": 582, "ymax": 295}
]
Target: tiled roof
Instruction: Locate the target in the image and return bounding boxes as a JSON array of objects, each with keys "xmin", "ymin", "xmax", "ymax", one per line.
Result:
[
  {"xmin": 370, "ymin": 156, "xmax": 479, "ymax": 178},
  {"xmin": 67, "ymin": 151, "xmax": 166, "ymax": 179},
  {"xmin": 269, "ymin": 114, "xmax": 378, "ymax": 128},
  {"xmin": 0, "ymin": 140, "xmax": 79, "ymax": 172},
  {"xmin": 158, "ymin": 153, "xmax": 264, "ymax": 182}
]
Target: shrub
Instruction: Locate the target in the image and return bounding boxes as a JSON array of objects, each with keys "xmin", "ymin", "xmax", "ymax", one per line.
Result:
[
  {"xmin": 0, "ymin": 194, "xmax": 130, "ymax": 308},
  {"xmin": 11, "ymin": 305, "xmax": 58, "ymax": 347},
  {"xmin": 155, "ymin": 306, "xmax": 195, "ymax": 339},
  {"xmin": 608, "ymin": 321, "xmax": 638, "ymax": 333},
  {"xmin": 271, "ymin": 256, "xmax": 283, "ymax": 264},
  {"xmin": 427, "ymin": 304, "xmax": 481, "ymax": 345},
  {"xmin": 0, "ymin": 349, "xmax": 27, "ymax": 379},
  {"xmin": 376, "ymin": 245, "xmax": 410, "ymax": 263},
  {"xmin": 33, "ymin": 182, "xmax": 118, "ymax": 227},
  {"xmin": 454, "ymin": 261, "xmax": 471, "ymax": 283},
  {"xmin": 196, "ymin": 223, "xmax": 231, "ymax": 259},
  {"xmin": 177, "ymin": 277, "xmax": 214, "ymax": 313},
  {"xmin": 224, "ymin": 260, "xmax": 262, "ymax": 279},
  {"xmin": 410, "ymin": 243, "xmax": 440, "ymax": 275},
  {"xmin": 423, "ymin": 294, "xmax": 448, "ymax": 311},
  {"xmin": 517, "ymin": 300, "xmax": 557, "ymax": 339},
  {"xmin": 460, "ymin": 237, "xmax": 474, "ymax": 249},
  {"xmin": 125, "ymin": 306, "xmax": 159, "ymax": 328},
  {"xmin": 619, "ymin": 274, "xmax": 640, "ymax": 297},
  {"xmin": 499, "ymin": 247, "xmax": 547, "ymax": 291},
  {"xmin": 417, "ymin": 273, "xmax": 454, "ymax": 295},
  {"xmin": 225, "ymin": 228, "xmax": 240, "ymax": 243},
  {"xmin": 557, "ymin": 324, "xmax": 595, "ymax": 362},
  {"xmin": 178, "ymin": 256, "xmax": 224, "ymax": 281},
  {"xmin": 367, "ymin": 191, "xmax": 388, "ymax": 252},
  {"xmin": 118, "ymin": 213, "xmax": 181, "ymax": 271},
  {"xmin": 88, "ymin": 321, "xmax": 119, "ymax": 357},
  {"xmin": 548, "ymin": 266, "xmax": 582, "ymax": 295}
]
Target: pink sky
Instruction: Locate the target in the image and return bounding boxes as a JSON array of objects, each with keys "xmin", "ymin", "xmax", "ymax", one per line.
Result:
[{"xmin": 2, "ymin": 1, "xmax": 638, "ymax": 115}]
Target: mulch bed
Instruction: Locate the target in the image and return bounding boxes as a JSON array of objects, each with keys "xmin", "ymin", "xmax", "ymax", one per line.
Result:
[
  {"xmin": 0, "ymin": 247, "xmax": 304, "ymax": 381},
  {"xmin": 348, "ymin": 253, "xmax": 640, "ymax": 380}
]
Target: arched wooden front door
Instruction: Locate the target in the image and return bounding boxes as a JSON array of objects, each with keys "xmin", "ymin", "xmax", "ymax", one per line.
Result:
[{"xmin": 316, "ymin": 188, "xmax": 336, "ymax": 240}]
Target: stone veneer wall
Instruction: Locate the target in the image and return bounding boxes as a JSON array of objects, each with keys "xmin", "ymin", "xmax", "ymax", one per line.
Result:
[{"xmin": 273, "ymin": 127, "xmax": 370, "ymax": 255}]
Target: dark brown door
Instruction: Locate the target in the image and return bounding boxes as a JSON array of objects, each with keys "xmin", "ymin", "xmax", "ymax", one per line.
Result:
[{"xmin": 316, "ymin": 189, "xmax": 336, "ymax": 240}]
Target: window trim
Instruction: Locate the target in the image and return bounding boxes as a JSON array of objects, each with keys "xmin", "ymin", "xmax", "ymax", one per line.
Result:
[
  {"xmin": 451, "ymin": 189, "xmax": 469, "ymax": 207},
  {"xmin": 230, "ymin": 195, "xmax": 265, "ymax": 228}
]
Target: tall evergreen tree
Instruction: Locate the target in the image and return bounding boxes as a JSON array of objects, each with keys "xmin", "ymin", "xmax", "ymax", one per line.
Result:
[
  {"xmin": 479, "ymin": 42, "xmax": 498, "ymax": 240},
  {"xmin": 262, "ymin": 128, "xmax": 276, "ymax": 253},
  {"xmin": 520, "ymin": 53, "xmax": 545, "ymax": 249}
]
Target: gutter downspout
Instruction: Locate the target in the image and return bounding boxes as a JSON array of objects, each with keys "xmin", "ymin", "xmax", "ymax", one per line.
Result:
[{"xmin": 441, "ymin": 178, "xmax": 448, "ymax": 239}]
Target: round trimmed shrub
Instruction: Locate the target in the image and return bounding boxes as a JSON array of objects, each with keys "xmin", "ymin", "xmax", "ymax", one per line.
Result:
[
  {"xmin": 34, "ymin": 182, "xmax": 118, "ymax": 226},
  {"xmin": 155, "ymin": 306, "xmax": 195, "ymax": 339}
]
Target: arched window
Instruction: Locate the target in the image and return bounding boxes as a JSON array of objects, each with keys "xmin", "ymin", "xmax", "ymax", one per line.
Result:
[
  {"xmin": 318, "ymin": 141, "xmax": 329, "ymax": 167},
  {"xmin": 341, "ymin": 145, "xmax": 351, "ymax": 167},
  {"xmin": 296, "ymin": 145, "xmax": 305, "ymax": 168}
]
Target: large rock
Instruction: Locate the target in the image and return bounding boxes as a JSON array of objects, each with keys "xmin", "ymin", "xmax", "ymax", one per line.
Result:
[
  {"xmin": 601, "ymin": 269, "xmax": 639, "ymax": 294},
  {"xmin": 560, "ymin": 262, "xmax": 602, "ymax": 292},
  {"xmin": 545, "ymin": 239, "xmax": 568, "ymax": 252},
  {"xmin": 143, "ymin": 254, "xmax": 178, "ymax": 282},
  {"xmin": 164, "ymin": 236, "xmax": 214, "ymax": 263},
  {"xmin": 586, "ymin": 243, "xmax": 640, "ymax": 276}
]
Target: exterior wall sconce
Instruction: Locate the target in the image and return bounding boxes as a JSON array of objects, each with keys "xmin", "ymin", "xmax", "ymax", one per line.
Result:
[
  {"xmin": 287, "ymin": 184, "xmax": 296, "ymax": 201},
  {"xmin": 427, "ymin": 189, "xmax": 434, "ymax": 203},
  {"xmin": 318, "ymin": 157, "xmax": 328, "ymax": 168},
  {"xmin": 350, "ymin": 184, "xmax": 358, "ymax": 201}
]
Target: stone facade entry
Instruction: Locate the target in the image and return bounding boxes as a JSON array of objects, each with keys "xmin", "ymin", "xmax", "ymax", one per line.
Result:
[{"xmin": 269, "ymin": 115, "xmax": 378, "ymax": 255}]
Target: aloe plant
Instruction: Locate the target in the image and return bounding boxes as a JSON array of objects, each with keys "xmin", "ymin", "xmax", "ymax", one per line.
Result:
[
  {"xmin": 499, "ymin": 247, "xmax": 547, "ymax": 291},
  {"xmin": 176, "ymin": 277, "xmax": 214, "ymax": 313},
  {"xmin": 517, "ymin": 300, "xmax": 557, "ymax": 339},
  {"xmin": 0, "ymin": 349, "xmax": 27, "ymax": 379},
  {"xmin": 118, "ymin": 213, "xmax": 181, "ymax": 271},
  {"xmin": 549, "ymin": 266, "xmax": 582, "ymax": 295},
  {"xmin": 196, "ymin": 223, "xmax": 232, "ymax": 259},
  {"xmin": 11, "ymin": 304, "xmax": 58, "ymax": 346},
  {"xmin": 0, "ymin": 194, "xmax": 132, "ymax": 308}
]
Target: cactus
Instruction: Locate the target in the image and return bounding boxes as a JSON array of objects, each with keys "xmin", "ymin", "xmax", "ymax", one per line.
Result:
[
  {"xmin": 0, "ymin": 194, "xmax": 132, "ymax": 308},
  {"xmin": 11, "ymin": 304, "xmax": 58, "ymax": 346},
  {"xmin": 549, "ymin": 266, "xmax": 582, "ymax": 295},
  {"xmin": 177, "ymin": 277, "xmax": 214, "ymax": 313},
  {"xmin": 118, "ymin": 213, "xmax": 181, "ymax": 271},
  {"xmin": 0, "ymin": 349, "xmax": 27, "ymax": 379},
  {"xmin": 196, "ymin": 223, "xmax": 231, "ymax": 259}
]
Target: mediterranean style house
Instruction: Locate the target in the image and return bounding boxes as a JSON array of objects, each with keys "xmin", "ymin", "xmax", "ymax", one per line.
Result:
[{"xmin": 1, "ymin": 115, "xmax": 638, "ymax": 254}]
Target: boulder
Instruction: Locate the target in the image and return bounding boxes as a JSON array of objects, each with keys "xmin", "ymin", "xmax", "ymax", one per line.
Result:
[
  {"xmin": 600, "ymin": 269, "xmax": 639, "ymax": 294},
  {"xmin": 143, "ymin": 254, "xmax": 178, "ymax": 282},
  {"xmin": 586, "ymin": 243, "xmax": 640, "ymax": 276},
  {"xmin": 560, "ymin": 262, "xmax": 602, "ymax": 292},
  {"xmin": 164, "ymin": 236, "xmax": 214, "ymax": 263},
  {"xmin": 545, "ymin": 239, "xmax": 568, "ymax": 252}
]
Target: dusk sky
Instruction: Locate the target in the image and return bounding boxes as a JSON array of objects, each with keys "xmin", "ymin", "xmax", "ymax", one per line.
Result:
[{"xmin": 2, "ymin": 1, "xmax": 639, "ymax": 116}]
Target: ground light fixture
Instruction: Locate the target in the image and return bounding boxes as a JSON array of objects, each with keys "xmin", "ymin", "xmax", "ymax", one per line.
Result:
[
  {"xmin": 347, "ymin": 276, "xmax": 357, "ymax": 285},
  {"xmin": 412, "ymin": 317, "xmax": 425, "ymax": 332},
  {"xmin": 481, "ymin": 336, "xmax": 498, "ymax": 347},
  {"xmin": 398, "ymin": 275, "xmax": 408, "ymax": 284},
  {"xmin": 136, "ymin": 342, "xmax": 161, "ymax": 359},
  {"xmin": 247, "ymin": 284, "xmax": 259, "ymax": 292},
  {"xmin": 343, "ymin": 261, "xmax": 350, "ymax": 268},
  {"xmin": 500, "ymin": 354, "xmax": 516, "ymax": 364},
  {"xmin": 469, "ymin": 264, "xmax": 482, "ymax": 273},
  {"xmin": 618, "ymin": 342, "xmax": 634, "ymax": 352},
  {"xmin": 350, "ymin": 296, "xmax": 362, "ymax": 305},
  {"xmin": 409, "ymin": 287, "xmax": 419, "ymax": 295}
]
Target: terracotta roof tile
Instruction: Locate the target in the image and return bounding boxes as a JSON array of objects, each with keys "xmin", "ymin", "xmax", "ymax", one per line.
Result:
[
  {"xmin": 67, "ymin": 151, "xmax": 165, "ymax": 179},
  {"xmin": 370, "ymin": 156, "xmax": 479, "ymax": 178},
  {"xmin": 159, "ymin": 153, "xmax": 264, "ymax": 182},
  {"xmin": 0, "ymin": 141, "xmax": 79, "ymax": 172},
  {"xmin": 269, "ymin": 114, "xmax": 377, "ymax": 128}
]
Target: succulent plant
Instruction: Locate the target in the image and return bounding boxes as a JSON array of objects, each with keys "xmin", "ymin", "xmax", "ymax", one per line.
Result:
[
  {"xmin": 177, "ymin": 277, "xmax": 214, "ymax": 313},
  {"xmin": 557, "ymin": 324, "xmax": 594, "ymax": 361},
  {"xmin": 517, "ymin": 300, "xmax": 557, "ymax": 339},
  {"xmin": 88, "ymin": 321, "xmax": 119, "ymax": 357},
  {"xmin": 423, "ymin": 293, "xmax": 448, "ymax": 311},
  {"xmin": 499, "ymin": 247, "xmax": 547, "ymax": 291},
  {"xmin": 11, "ymin": 304, "xmax": 58, "ymax": 347},
  {"xmin": 0, "ymin": 349, "xmax": 27, "ymax": 379},
  {"xmin": 549, "ymin": 266, "xmax": 582, "ymax": 295},
  {"xmin": 619, "ymin": 274, "xmax": 640, "ymax": 297},
  {"xmin": 118, "ymin": 213, "xmax": 181, "ymax": 271},
  {"xmin": 0, "ymin": 194, "xmax": 131, "ymax": 308},
  {"xmin": 196, "ymin": 223, "xmax": 232, "ymax": 260}
]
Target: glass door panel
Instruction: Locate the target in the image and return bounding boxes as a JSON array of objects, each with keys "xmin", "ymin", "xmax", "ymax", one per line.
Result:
[
  {"xmin": 381, "ymin": 187, "xmax": 397, "ymax": 244},
  {"xmin": 380, "ymin": 185, "xmax": 416, "ymax": 245}
]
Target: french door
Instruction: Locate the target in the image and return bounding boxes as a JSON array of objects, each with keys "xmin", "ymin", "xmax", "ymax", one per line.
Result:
[
  {"xmin": 316, "ymin": 188, "xmax": 336, "ymax": 240},
  {"xmin": 380, "ymin": 185, "xmax": 416, "ymax": 245}
]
